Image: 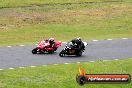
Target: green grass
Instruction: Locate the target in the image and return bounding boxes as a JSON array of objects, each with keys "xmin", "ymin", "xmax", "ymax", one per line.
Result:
[
  {"xmin": 1, "ymin": 0, "xmax": 131, "ymax": 8},
  {"xmin": 0, "ymin": 58, "xmax": 132, "ymax": 88},
  {"xmin": 0, "ymin": 1, "xmax": 132, "ymax": 46},
  {"xmin": 0, "ymin": 0, "xmax": 132, "ymax": 46},
  {"xmin": 1, "ymin": 22, "xmax": 132, "ymax": 46}
]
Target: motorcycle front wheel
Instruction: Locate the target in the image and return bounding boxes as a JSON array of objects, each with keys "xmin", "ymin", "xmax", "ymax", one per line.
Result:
[
  {"xmin": 32, "ymin": 48, "xmax": 38, "ymax": 54},
  {"xmin": 59, "ymin": 50, "xmax": 65, "ymax": 57}
]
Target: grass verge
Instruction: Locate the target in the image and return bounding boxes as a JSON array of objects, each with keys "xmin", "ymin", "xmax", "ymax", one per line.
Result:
[
  {"xmin": 1, "ymin": 23, "xmax": 132, "ymax": 46},
  {"xmin": 1, "ymin": 0, "xmax": 131, "ymax": 8},
  {"xmin": 0, "ymin": 58, "xmax": 132, "ymax": 88},
  {"xmin": 0, "ymin": 0, "xmax": 132, "ymax": 46}
]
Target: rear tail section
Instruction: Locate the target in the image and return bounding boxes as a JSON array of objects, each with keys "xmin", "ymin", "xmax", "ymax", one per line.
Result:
[{"xmin": 55, "ymin": 41, "xmax": 62, "ymax": 47}]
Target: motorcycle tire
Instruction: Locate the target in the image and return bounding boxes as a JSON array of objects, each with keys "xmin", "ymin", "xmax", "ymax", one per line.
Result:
[
  {"xmin": 59, "ymin": 50, "xmax": 65, "ymax": 57},
  {"xmin": 32, "ymin": 48, "xmax": 38, "ymax": 54}
]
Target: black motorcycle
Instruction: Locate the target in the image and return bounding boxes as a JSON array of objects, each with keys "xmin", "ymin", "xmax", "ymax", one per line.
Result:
[{"xmin": 59, "ymin": 42, "xmax": 87, "ymax": 57}]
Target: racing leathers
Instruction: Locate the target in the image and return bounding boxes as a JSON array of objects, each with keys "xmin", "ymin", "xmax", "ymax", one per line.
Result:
[{"xmin": 71, "ymin": 38, "xmax": 85, "ymax": 51}]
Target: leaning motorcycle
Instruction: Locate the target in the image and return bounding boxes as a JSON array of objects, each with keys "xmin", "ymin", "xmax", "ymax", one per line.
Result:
[
  {"xmin": 32, "ymin": 40, "xmax": 62, "ymax": 54},
  {"xmin": 59, "ymin": 42, "xmax": 87, "ymax": 57}
]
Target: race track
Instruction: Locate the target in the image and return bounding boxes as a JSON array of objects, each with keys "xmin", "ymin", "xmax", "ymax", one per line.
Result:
[{"xmin": 0, "ymin": 38, "xmax": 132, "ymax": 69}]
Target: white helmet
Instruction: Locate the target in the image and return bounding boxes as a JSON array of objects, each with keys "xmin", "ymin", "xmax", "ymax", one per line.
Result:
[{"xmin": 77, "ymin": 37, "xmax": 81, "ymax": 41}]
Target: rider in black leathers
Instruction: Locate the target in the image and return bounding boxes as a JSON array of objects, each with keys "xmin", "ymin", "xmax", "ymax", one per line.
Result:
[
  {"xmin": 71, "ymin": 37, "xmax": 85, "ymax": 51},
  {"xmin": 49, "ymin": 38, "xmax": 55, "ymax": 48}
]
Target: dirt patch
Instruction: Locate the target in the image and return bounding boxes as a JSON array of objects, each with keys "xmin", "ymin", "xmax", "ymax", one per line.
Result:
[{"xmin": 0, "ymin": 1, "xmax": 131, "ymax": 29}]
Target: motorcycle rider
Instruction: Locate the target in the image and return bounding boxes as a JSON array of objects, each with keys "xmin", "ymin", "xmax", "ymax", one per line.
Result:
[
  {"xmin": 77, "ymin": 37, "xmax": 85, "ymax": 50},
  {"xmin": 49, "ymin": 38, "xmax": 55, "ymax": 48},
  {"xmin": 71, "ymin": 37, "xmax": 85, "ymax": 50},
  {"xmin": 45, "ymin": 39, "xmax": 49, "ymax": 43}
]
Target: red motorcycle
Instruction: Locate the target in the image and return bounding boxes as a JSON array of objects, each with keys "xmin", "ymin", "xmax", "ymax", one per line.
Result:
[{"xmin": 32, "ymin": 40, "xmax": 62, "ymax": 54}]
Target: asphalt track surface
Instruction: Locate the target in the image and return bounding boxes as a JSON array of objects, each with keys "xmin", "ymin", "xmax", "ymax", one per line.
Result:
[{"xmin": 0, "ymin": 38, "xmax": 132, "ymax": 69}]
